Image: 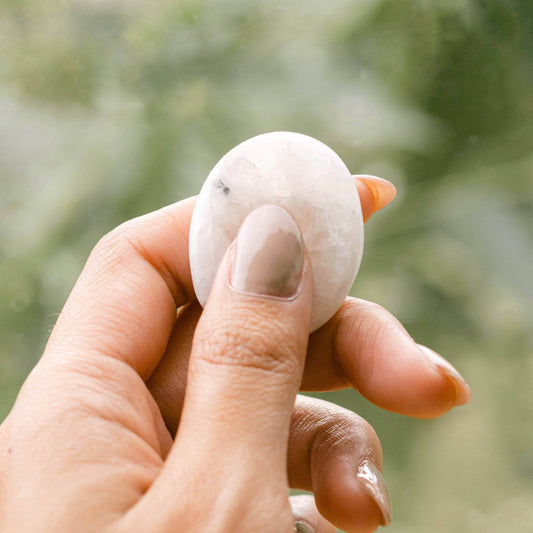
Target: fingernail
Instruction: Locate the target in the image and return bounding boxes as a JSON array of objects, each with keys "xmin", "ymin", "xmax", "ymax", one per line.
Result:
[
  {"xmin": 418, "ymin": 345, "xmax": 472, "ymax": 407},
  {"xmin": 356, "ymin": 460, "xmax": 392, "ymax": 527},
  {"xmin": 231, "ymin": 205, "xmax": 303, "ymax": 298},
  {"xmin": 356, "ymin": 175, "xmax": 397, "ymax": 212},
  {"xmin": 294, "ymin": 521, "xmax": 313, "ymax": 533}
]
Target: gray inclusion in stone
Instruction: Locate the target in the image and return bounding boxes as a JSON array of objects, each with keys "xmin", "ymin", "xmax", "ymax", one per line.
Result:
[{"xmin": 215, "ymin": 178, "xmax": 230, "ymax": 196}]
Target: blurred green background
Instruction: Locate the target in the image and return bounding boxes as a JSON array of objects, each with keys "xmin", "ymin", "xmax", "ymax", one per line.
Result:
[{"xmin": 1, "ymin": 0, "xmax": 532, "ymax": 531}]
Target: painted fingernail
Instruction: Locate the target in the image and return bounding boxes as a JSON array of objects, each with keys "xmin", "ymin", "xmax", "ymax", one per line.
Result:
[
  {"xmin": 356, "ymin": 175, "xmax": 397, "ymax": 210},
  {"xmin": 356, "ymin": 460, "xmax": 392, "ymax": 527},
  {"xmin": 294, "ymin": 521, "xmax": 313, "ymax": 533},
  {"xmin": 231, "ymin": 205, "xmax": 303, "ymax": 298},
  {"xmin": 418, "ymin": 345, "xmax": 472, "ymax": 407}
]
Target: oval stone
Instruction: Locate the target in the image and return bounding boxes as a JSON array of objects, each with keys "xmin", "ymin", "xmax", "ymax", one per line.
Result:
[{"xmin": 189, "ymin": 131, "xmax": 364, "ymax": 331}]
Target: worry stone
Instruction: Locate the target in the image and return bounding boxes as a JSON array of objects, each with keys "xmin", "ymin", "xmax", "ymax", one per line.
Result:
[{"xmin": 189, "ymin": 131, "xmax": 364, "ymax": 331}]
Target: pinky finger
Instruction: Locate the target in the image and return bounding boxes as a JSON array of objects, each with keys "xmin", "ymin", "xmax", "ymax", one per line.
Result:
[{"xmin": 291, "ymin": 495, "xmax": 337, "ymax": 533}]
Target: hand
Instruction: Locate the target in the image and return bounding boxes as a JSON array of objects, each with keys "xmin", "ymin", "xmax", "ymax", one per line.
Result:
[{"xmin": 0, "ymin": 177, "xmax": 470, "ymax": 533}]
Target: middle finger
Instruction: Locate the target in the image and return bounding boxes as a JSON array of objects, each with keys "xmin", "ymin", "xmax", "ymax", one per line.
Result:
[{"xmin": 147, "ymin": 297, "xmax": 470, "ymax": 429}]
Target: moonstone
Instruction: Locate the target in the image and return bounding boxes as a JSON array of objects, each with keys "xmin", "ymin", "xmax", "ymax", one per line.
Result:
[{"xmin": 189, "ymin": 131, "xmax": 364, "ymax": 331}]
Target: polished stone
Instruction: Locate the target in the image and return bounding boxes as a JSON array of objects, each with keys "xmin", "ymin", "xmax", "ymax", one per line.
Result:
[{"xmin": 189, "ymin": 131, "xmax": 364, "ymax": 331}]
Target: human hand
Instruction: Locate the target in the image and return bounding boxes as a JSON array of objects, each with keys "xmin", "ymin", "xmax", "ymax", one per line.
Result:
[{"xmin": 0, "ymin": 177, "xmax": 471, "ymax": 533}]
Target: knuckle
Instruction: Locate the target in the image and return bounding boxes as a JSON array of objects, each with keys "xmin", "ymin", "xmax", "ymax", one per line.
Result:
[
  {"xmin": 99, "ymin": 216, "xmax": 149, "ymax": 254},
  {"xmin": 294, "ymin": 399, "xmax": 381, "ymax": 462},
  {"xmin": 90, "ymin": 219, "xmax": 144, "ymax": 274},
  {"xmin": 195, "ymin": 308, "xmax": 302, "ymax": 376},
  {"xmin": 343, "ymin": 298, "xmax": 388, "ymax": 326},
  {"xmin": 90, "ymin": 211, "xmax": 188, "ymax": 305},
  {"xmin": 341, "ymin": 298, "xmax": 396, "ymax": 348}
]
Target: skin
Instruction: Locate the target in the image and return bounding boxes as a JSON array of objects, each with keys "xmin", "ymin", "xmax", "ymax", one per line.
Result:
[{"xmin": 0, "ymin": 177, "xmax": 470, "ymax": 533}]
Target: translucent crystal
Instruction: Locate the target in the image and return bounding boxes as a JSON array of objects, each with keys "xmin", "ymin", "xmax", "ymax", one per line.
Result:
[{"xmin": 189, "ymin": 132, "xmax": 364, "ymax": 331}]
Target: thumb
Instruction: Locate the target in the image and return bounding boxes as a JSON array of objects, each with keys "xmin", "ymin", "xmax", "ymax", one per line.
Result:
[
  {"xmin": 181, "ymin": 202, "xmax": 312, "ymax": 467},
  {"xmin": 140, "ymin": 204, "xmax": 313, "ymax": 529}
]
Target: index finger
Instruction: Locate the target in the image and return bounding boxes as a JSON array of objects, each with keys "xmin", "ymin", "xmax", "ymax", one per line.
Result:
[{"xmin": 43, "ymin": 197, "xmax": 197, "ymax": 378}]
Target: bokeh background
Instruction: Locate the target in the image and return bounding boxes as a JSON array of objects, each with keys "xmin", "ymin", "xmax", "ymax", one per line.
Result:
[{"xmin": 1, "ymin": 0, "xmax": 532, "ymax": 531}]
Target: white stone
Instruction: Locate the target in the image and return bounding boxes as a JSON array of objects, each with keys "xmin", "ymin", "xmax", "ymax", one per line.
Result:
[{"xmin": 189, "ymin": 132, "xmax": 364, "ymax": 331}]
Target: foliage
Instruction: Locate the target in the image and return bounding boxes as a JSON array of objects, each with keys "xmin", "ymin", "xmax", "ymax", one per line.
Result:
[{"xmin": 1, "ymin": 1, "xmax": 532, "ymax": 531}]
